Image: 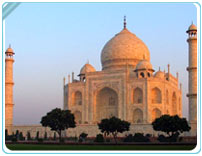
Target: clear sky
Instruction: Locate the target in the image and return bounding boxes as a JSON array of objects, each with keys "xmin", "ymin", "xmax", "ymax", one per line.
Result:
[{"xmin": 5, "ymin": 2, "xmax": 197, "ymax": 125}]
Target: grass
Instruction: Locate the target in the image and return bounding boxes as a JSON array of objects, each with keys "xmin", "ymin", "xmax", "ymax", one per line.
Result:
[{"xmin": 6, "ymin": 144, "xmax": 196, "ymax": 150}]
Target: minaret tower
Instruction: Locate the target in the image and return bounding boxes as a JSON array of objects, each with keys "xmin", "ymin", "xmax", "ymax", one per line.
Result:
[
  {"xmin": 186, "ymin": 23, "xmax": 197, "ymax": 135},
  {"xmin": 5, "ymin": 45, "xmax": 15, "ymax": 134}
]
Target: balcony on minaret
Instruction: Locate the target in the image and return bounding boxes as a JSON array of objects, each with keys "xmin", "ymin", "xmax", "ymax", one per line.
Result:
[
  {"xmin": 5, "ymin": 45, "xmax": 15, "ymax": 59},
  {"xmin": 186, "ymin": 23, "xmax": 197, "ymax": 40}
]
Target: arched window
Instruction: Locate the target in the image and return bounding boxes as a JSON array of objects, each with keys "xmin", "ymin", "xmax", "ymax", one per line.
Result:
[
  {"xmin": 96, "ymin": 87, "xmax": 118, "ymax": 121},
  {"xmin": 166, "ymin": 90, "xmax": 169, "ymax": 105},
  {"xmin": 140, "ymin": 72, "xmax": 144, "ymax": 78},
  {"xmin": 152, "ymin": 108, "xmax": 161, "ymax": 121},
  {"xmin": 73, "ymin": 91, "xmax": 82, "ymax": 105},
  {"xmin": 178, "ymin": 98, "xmax": 181, "ymax": 112},
  {"xmin": 151, "ymin": 87, "xmax": 162, "ymax": 103},
  {"xmin": 133, "ymin": 108, "xmax": 143, "ymax": 123},
  {"xmin": 74, "ymin": 111, "xmax": 82, "ymax": 124},
  {"xmin": 172, "ymin": 92, "xmax": 177, "ymax": 115},
  {"xmin": 133, "ymin": 87, "xmax": 143, "ymax": 104},
  {"xmin": 147, "ymin": 73, "xmax": 151, "ymax": 77}
]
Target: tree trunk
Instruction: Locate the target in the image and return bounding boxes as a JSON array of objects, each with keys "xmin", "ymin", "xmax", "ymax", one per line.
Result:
[
  {"xmin": 58, "ymin": 131, "xmax": 62, "ymax": 143},
  {"xmin": 113, "ymin": 132, "xmax": 117, "ymax": 144}
]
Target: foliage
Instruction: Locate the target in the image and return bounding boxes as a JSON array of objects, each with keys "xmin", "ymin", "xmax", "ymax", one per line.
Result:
[
  {"xmin": 123, "ymin": 133, "xmax": 150, "ymax": 142},
  {"xmin": 123, "ymin": 134, "xmax": 133, "ymax": 142},
  {"xmin": 27, "ymin": 131, "xmax": 32, "ymax": 140},
  {"xmin": 94, "ymin": 134, "xmax": 104, "ymax": 143},
  {"xmin": 79, "ymin": 132, "xmax": 88, "ymax": 142},
  {"xmin": 53, "ymin": 132, "xmax": 57, "ymax": 140},
  {"xmin": 152, "ymin": 115, "xmax": 191, "ymax": 141},
  {"xmin": 44, "ymin": 132, "xmax": 48, "ymax": 140},
  {"xmin": 19, "ymin": 132, "xmax": 25, "ymax": 141},
  {"xmin": 133, "ymin": 133, "xmax": 150, "ymax": 142},
  {"xmin": 35, "ymin": 131, "xmax": 39, "ymax": 140},
  {"xmin": 11, "ymin": 136, "xmax": 17, "ymax": 142},
  {"xmin": 5, "ymin": 129, "xmax": 8, "ymax": 140},
  {"xmin": 40, "ymin": 108, "xmax": 76, "ymax": 142},
  {"xmin": 37, "ymin": 138, "xmax": 44, "ymax": 142},
  {"xmin": 98, "ymin": 116, "xmax": 130, "ymax": 143},
  {"xmin": 15, "ymin": 130, "xmax": 19, "ymax": 139}
]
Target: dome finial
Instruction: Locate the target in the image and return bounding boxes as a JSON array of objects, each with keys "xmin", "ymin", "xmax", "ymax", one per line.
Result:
[
  {"xmin": 124, "ymin": 15, "xmax": 126, "ymax": 29},
  {"xmin": 9, "ymin": 44, "xmax": 11, "ymax": 48}
]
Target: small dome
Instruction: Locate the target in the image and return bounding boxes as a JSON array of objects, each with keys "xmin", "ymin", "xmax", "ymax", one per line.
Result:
[
  {"xmin": 101, "ymin": 28, "xmax": 150, "ymax": 70},
  {"xmin": 136, "ymin": 60, "xmax": 153, "ymax": 71},
  {"xmin": 80, "ymin": 63, "xmax": 96, "ymax": 75},
  {"xmin": 6, "ymin": 47, "xmax": 13, "ymax": 53},
  {"xmin": 188, "ymin": 24, "xmax": 197, "ymax": 31},
  {"xmin": 154, "ymin": 71, "xmax": 165, "ymax": 79},
  {"xmin": 5, "ymin": 46, "xmax": 14, "ymax": 54}
]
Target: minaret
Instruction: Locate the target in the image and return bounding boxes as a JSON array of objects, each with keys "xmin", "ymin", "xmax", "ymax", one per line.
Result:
[
  {"xmin": 186, "ymin": 23, "xmax": 197, "ymax": 135},
  {"xmin": 5, "ymin": 45, "xmax": 15, "ymax": 134}
]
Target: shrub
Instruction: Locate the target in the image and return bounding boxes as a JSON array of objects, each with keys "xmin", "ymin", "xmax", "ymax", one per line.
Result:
[
  {"xmin": 5, "ymin": 129, "xmax": 8, "ymax": 140},
  {"xmin": 37, "ymin": 138, "xmax": 43, "ymax": 142},
  {"xmin": 19, "ymin": 132, "xmax": 25, "ymax": 141},
  {"xmin": 79, "ymin": 132, "xmax": 88, "ymax": 142},
  {"xmin": 53, "ymin": 132, "xmax": 57, "ymax": 140},
  {"xmin": 11, "ymin": 136, "xmax": 17, "ymax": 142},
  {"xmin": 27, "ymin": 131, "xmax": 32, "ymax": 140},
  {"xmin": 79, "ymin": 132, "xmax": 88, "ymax": 139},
  {"xmin": 145, "ymin": 133, "xmax": 152, "ymax": 138},
  {"xmin": 133, "ymin": 133, "xmax": 150, "ymax": 142},
  {"xmin": 157, "ymin": 134, "xmax": 167, "ymax": 142},
  {"xmin": 44, "ymin": 132, "xmax": 48, "ymax": 140},
  {"xmin": 157, "ymin": 133, "xmax": 179, "ymax": 142},
  {"xmin": 123, "ymin": 134, "xmax": 133, "ymax": 142},
  {"xmin": 35, "ymin": 131, "xmax": 39, "ymax": 140},
  {"xmin": 94, "ymin": 134, "xmax": 104, "ymax": 143}
]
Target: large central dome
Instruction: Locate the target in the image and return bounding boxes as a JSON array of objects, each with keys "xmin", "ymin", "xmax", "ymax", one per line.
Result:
[{"xmin": 101, "ymin": 27, "xmax": 150, "ymax": 70}]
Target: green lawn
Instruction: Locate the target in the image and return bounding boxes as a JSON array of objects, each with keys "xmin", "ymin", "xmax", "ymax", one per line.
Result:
[{"xmin": 6, "ymin": 144, "xmax": 196, "ymax": 150}]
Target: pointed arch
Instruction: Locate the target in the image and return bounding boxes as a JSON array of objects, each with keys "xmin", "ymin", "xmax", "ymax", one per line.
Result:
[
  {"xmin": 133, "ymin": 87, "xmax": 143, "ymax": 104},
  {"xmin": 96, "ymin": 87, "xmax": 118, "ymax": 121},
  {"xmin": 152, "ymin": 108, "xmax": 161, "ymax": 121},
  {"xmin": 178, "ymin": 97, "xmax": 181, "ymax": 112},
  {"xmin": 74, "ymin": 111, "xmax": 82, "ymax": 124},
  {"xmin": 73, "ymin": 91, "xmax": 82, "ymax": 106},
  {"xmin": 133, "ymin": 108, "xmax": 143, "ymax": 123},
  {"xmin": 151, "ymin": 87, "xmax": 162, "ymax": 103},
  {"xmin": 172, "ymin": 92, "xmax": 177, "ymax": 115}
]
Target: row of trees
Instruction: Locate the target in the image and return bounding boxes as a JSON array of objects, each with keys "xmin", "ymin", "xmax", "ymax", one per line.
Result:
[{"xmin": 40, "ymin": 108, "xmax": 191, "ymax": 143}]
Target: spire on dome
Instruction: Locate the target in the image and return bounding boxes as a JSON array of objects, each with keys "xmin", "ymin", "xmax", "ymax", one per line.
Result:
[{"xmin": 124, "ymin": 15, "xmax": 126, "ymax": 29}]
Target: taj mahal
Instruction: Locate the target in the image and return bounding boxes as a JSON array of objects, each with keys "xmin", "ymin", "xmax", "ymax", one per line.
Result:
[{"xmin": 5, "ymin": 18, "xmax": 197, "ymax": 137}]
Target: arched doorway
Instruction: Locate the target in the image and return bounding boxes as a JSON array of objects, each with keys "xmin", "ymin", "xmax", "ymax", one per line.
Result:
[
  {"xmin": 73, "ymin": 91, "xmax": 82, "ymax": 106},
  {"xmin": 172, "ymin": 92, "xmax": 177, "ymax": 115},
  {"xmin": 133, "ymin": 87, "xmax": 143, "ymax": 104},
  {"xmin": 96, "ymin": 87, "xmax": 118, "ymax": 121},
  {"xmin": 133, "ymin": 108, "xmax": 143, "ymax": 123},
  {"xmin": 74, "ymin": 111, "xmax": 82, "ymax": 124},
  {"xmin": 152, "ymin": 108, "xmax": 161, "ymax": 121},
  {"xmin": 151, "ymin": 87, "xmax": 162, "ymax": 104}
]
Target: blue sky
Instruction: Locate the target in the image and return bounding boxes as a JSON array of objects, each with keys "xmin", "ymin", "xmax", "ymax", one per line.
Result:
[{"xmin": 5, "ymin": 2, "xmax": 197, "ymax": 124}]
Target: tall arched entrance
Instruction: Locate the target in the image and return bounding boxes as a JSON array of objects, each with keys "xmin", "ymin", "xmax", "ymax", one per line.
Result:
[{"xmin": 96, "ymin": 87, "xmax": 118, "ymax": 122}]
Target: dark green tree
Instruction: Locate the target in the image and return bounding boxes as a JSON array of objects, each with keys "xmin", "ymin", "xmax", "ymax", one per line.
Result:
[
  {"xmin": 44, "ymin": 132, "xmax": 48, "ymax": 140},
  {"xmin": 98, "ymin": 116, "xmax": 130, "ymax": 143},
  {"xmin": 152, "ymin": 115, "xmax": 191, "ymax": 141},
  {"xmin": 19, "ymin": 132, "xmax": 24, "ymax": 141},
  {"xmin": 53, "ymin": 132, "xmax": 57, "ymax": 141},
  {"xmin": 5, "ymin": 129, "xmax": 8, "ymax": 140},
  {"xmin": 40, "ymin": 108, "xmax": 76, "ymax": 142},
  {"xmin": 27, "ymin": 131, "xmax": 31, "ymax": 140},
  {"xmin": 35, "ymin": 131, "xmax": 39, "ymax": 140}
]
